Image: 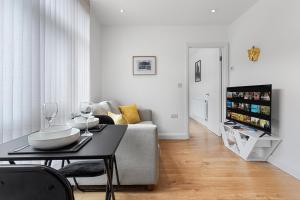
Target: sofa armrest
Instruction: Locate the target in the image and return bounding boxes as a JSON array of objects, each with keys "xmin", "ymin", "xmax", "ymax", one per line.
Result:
[
  {"xmin": 138, "ymin": 109, "xmax": 152, "ymax": 121},
  {"xmin": 115, "ymin": 124, "xmax": 159, "ymax": 185},
  {"xmin": 66, "ymin": 124, "xmax": 159, "ymax": 186}
]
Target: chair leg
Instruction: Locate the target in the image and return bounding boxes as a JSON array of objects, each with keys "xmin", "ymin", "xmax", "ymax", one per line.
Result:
[
  {"xmin": 65, "ymin": 159, "xmax": 104, "ymax": 192},
  {"xmin": 72, "ymin": 177, "xmax": 86, "ymax": 192},
  {"xmin": 65, "ymin": 159, "xmax": 115, "ymax": 192},
  {"xmin": 9, "ymin": 161, "xmax": 16, "ymax": 165},
  {"xmin": 44, "ymin": 160, "xmax": 52, "ymax": 167},
  {"xmin": 66, "ymin": 160, "xmax": 81, "ymax": 191},
  {"xmin": 73, "ymin": 177, "xmax": 106, "ymax": 192},
  {"xmin": 61, "ymin": 160, "xmax": 65, "ymax": 168}
]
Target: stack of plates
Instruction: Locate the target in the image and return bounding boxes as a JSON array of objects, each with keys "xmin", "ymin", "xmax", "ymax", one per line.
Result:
[
  {"xmin": 28, "ymin": 125, "xmax": 80, "ymax": 150},
  {"xmin": 67, "ymin": 116, "xmax": 99, "ymax": 130}
]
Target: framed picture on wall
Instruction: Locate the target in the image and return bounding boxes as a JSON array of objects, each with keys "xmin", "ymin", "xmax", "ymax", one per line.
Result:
[
  {"xmin": 195, "ymin": 60, "xmax": 201, "ymax": 82},
  {"xmin": 133, "ymin": 56, "xmax": 156, "ymax": 75}
]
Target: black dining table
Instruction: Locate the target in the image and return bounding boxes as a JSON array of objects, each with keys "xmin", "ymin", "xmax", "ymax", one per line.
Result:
[{"xmin": 0, "ymin": 124, "xmax": 128, "ymax": 200}]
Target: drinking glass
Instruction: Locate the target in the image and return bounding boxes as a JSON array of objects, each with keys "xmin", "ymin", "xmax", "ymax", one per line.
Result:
[
  {"xmin": 43, "ymin": 102, "xmax": 58, "ymax": 128},
  {"xmin": 80, "ymin": 102, "xmax": 93, "ymax": 136}
]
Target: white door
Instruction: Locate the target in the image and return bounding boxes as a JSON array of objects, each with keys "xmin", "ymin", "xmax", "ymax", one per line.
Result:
[{"xmin": 189, "ymin": 48, "xmax": 221, "ymax": 135}]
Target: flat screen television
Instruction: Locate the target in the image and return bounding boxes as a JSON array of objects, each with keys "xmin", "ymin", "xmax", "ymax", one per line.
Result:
[{"xmin": 226, "ymin": 84, "xmax": 272, "ymax": 134}]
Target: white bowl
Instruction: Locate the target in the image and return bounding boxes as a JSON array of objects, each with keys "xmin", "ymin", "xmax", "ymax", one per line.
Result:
[
  {"xmin": 67, "ymin": 117, "xmax": 99, "ymax": 130},
  {"xmin": 39, "ymin": 125, "xmax": 72, "ymax": 135},
  {"xmin": 74, "ymin": 116, "xmax": 95, "ymax": 123},
  {"xmin": 28, "ymin": 128, "xmax": 80, "ymax": 150}
]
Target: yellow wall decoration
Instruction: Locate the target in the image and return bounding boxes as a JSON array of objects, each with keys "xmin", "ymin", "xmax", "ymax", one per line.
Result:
[{"xmin": 248, "ymin": 46, "xmax": 260, "ymax": 62}]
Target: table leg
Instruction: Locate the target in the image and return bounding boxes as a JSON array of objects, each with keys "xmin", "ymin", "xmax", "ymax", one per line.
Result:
[
  {"xmin": 104, "ymin": 156, "xmax": 115, "ymax": 200},
  {"xmin": 113, "ymin": 155, "xmax": 120, "ymax": 188},
  {"xmin": 110, "ymin": 157, "xmax": 115, "ymax": 200},
  {"xmin": 104, "ymin": 158, "xmax": 110, "ymax": 200},
  {"xmin": 105, "ymin": 173, "xmax": 109, "ymax": 200}
]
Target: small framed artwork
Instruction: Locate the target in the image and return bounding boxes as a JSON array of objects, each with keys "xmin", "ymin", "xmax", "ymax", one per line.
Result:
[
  {"xmin": 195, "ymin": 60, "xmax": 201, "ymax": 82},
  {"xmin": 133, "ymin": 56, "xmax": 156, "ymax": 75}
]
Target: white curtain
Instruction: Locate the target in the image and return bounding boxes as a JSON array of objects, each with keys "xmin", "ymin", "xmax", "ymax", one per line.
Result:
[{"xmin": 0, "ymin": 0, "xmax": 90, "ymax": 144}]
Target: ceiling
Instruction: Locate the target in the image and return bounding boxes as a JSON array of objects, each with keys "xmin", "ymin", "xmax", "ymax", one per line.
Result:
[{"xmin": 90, "ymin": 0, "xmax": 259, "ymax": 26}]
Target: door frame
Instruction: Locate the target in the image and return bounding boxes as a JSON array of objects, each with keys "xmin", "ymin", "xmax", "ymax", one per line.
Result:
[{"xmin": 184, "ymin": 43, "xmax": 229, "ymax": 138}]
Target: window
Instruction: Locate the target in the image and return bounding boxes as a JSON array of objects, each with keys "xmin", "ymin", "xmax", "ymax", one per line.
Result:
[{"xmin": 0, "ymin": 0, "xmax": 90, "ymax": 143}]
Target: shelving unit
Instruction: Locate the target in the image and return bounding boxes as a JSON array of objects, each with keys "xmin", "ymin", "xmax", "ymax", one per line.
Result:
[{"xmin": 220, "ymin": 123, "xmax": 281, "ymax": 161}]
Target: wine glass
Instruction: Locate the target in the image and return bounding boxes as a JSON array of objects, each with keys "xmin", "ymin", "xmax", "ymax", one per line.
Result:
[
  {"xmin": 43, "ymin": 102, "xmax": 58, "ymax": 128},
  {"xmin": 80, "ymin": 102, "xmax": 93, "ymax": 136}
]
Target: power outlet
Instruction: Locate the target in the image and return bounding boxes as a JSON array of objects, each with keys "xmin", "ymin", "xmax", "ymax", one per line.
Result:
[{"xmin": 170, "ymin": 114, "xmax": 178, "ymax": 119}]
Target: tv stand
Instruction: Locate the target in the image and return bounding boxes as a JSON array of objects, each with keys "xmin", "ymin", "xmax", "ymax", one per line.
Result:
[
  {"xmin": 232, "ymin": 125, "xmax": 241, "ymax": 129},
  {"xmin": 224, "ymin": 121, "xmax": 236, "ymax": 125},
  {"xmin": 259, "ymin": 132, "xmax": 272, "ymax": 137},
  {"xmin": 220, "ymin": 123, "xmax": 281, "ymax": 161}
]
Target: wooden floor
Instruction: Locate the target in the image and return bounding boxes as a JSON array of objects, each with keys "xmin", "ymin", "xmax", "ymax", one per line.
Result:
[{"xmin": 75, "ymin": 119, "xmax": 300, "ymax": 200}]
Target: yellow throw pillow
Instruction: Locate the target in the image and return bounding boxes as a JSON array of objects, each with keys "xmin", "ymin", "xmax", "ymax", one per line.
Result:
[
  {"xmin": 107, "ymin": 112, "xmax": 128, "ymax": 125},
  {"xmin": 119, "ymin": 104, "xmax": 141, "ymax": 124}
]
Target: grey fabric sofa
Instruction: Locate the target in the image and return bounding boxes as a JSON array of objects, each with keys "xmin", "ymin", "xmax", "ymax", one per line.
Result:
[{"xmin": 73, "ymin": 101, "xmax": 159, "ymax": 186}]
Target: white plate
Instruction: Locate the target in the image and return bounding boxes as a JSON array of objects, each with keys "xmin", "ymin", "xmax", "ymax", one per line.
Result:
[
  {"xmin": 28, "ymin": 128, "xmax": 80, "ymax": 150},
  {"xmin": 67, "ymin": 117, "xmax": 99, "ymax": 130}
]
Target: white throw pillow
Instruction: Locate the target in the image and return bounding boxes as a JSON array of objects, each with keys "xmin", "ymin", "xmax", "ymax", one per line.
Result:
[
  {"xmin": 107, "ymin": 100, "xmax": 121, "ymax": 114},
  {"xmin": 92, "ymin": 101, "xmax": 111, "ymax": 115}
]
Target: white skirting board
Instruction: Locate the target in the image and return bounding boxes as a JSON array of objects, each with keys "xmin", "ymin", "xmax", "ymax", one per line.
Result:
[
  {"xmin": 159, "ymin": 132, "xmax": 189, "ymax": 140},
  {"xmin": 268, "ymin": 158, "xmax": 300, "ymax": 180},
  {"xmin": 189, "ymin": 115, "xmax": 203, "ymax": 125}
]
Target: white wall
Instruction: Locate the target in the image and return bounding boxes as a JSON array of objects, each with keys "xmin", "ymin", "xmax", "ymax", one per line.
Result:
[
  {"xmin": 228, "ymin": 0, "xmax": 300, "ymax": 179},
  {"xmin": 90, "ymin": 7, "xmax": 102, "ymax": 102},
  {"xmin": 95, "ymin": 26, "xmax": 227, "ymax": 137}
]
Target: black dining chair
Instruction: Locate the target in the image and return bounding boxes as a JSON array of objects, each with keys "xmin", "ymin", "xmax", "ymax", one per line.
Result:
[
  {"xmin": 0, "ymin": 165, "xmax": 74, "ymax": 200},
  {"xmin": 59, "ymin": 115, "xmax": 120, "ymax": 192}
]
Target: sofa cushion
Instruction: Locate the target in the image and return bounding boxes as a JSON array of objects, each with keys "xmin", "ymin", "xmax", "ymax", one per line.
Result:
[
  {"xmin": 135, "ymin": 121, "xmax": 153, "ymax": 125},
  {"xmin": 127, "ymin": 121, "xmax": 154, "ymax": 130},
  {"xmin": 92, "ymin": 101, "xmax": 111, "ymax": 115},
  {"xmin": 59, "ymin": 160, "xmax": 106, "ymax": 178},
  {"xmin": 108, "ymin": 112, "xmax": 128, "ymax": 125},
  {"xmin": 107, "ymin": 100, "xmax": 121, "ymax": 114},
  {"xmin": 138, "ymin": 109, "xmax": 152, "ymax": 121},
  {"xmin": 119, "ymin": 104, "xmax": 141, "ymax": 124}
]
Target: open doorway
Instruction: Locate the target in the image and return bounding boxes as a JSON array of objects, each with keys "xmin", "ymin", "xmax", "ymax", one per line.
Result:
[{"xmin": 186, "ymin": 44, "xmax": 228, "ymax": 137}]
